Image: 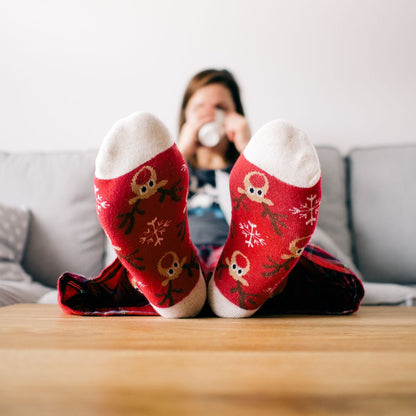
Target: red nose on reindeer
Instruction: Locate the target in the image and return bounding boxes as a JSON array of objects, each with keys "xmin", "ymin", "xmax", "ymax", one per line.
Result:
[
  {"xmin": 134, "ymin": 166, "xmax": 152, "ymax": 185},
  {"xmin": 160, "ymin": 252, "xmax": 175, "ymax": 269},
  {"xmin": 235, "ymin": 252, "xmax": 249, "ymax": 269},
  {"xmin": 250, "ymin": 172, "xmax": 266, "ymax": 188}
]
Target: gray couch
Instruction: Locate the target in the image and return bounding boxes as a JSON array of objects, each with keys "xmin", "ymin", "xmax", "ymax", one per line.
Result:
[{"xmin": 1, "ymin": 144, "xmax": 415, "ymax": 307}]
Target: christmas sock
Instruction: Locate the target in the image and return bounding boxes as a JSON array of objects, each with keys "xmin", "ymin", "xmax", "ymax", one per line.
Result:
[
  {"xmin": 208, "ymin": 120, "xmax": 322, "ymax": 317},
  {"xmin": 95, "ymin": 111, "xmax": 206, "ymax": 318}
]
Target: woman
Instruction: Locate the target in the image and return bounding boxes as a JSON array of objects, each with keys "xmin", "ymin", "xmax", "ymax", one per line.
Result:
[
  {"xmin": 177, "ymin": 69, "xmax": 250, "ymax": 167},
  {"xmin": 176, "ymin": 68, "xmax": 364, "ymax": 317},
  {"xmin": 177, "ymin": 70, "xmax": 251, "ymax": 269},
  {"xmin": 58, "ymin": 69, "xmax": 364, "ymax": 318}
]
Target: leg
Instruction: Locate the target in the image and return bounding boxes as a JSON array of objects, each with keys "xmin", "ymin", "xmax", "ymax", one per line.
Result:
[
  {"xmin": 260, "ymin": 243, "xmax": 365, "ymax": 315},
  {"xmin": 94, "ymin": 112, "xmax": 206, "ymax": 318},
  {"xmin": 58, "ymin": 258, "xmax": 157, "ymax": 316},
  {"xmin": 209, "ymin": 119, "xmax": 321, "ymax": 317}
]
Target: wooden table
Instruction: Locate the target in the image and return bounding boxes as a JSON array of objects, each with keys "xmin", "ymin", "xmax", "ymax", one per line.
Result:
[{"xmin": 0, "ymin": 304, "xmax": 415, "ymax": 416}]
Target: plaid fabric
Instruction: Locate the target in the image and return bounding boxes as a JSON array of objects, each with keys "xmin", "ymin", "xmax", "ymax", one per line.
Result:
[
  {"xmin": 260, "ymin": 243, "xmax": 365, "ymax": 315},
  {"xmin": 58, "ymin": 259, "xmax": 158, "ymax": 316},
  {"xmin": 58, "ymin": 242, "xmax": 364, "ymax": 316}
]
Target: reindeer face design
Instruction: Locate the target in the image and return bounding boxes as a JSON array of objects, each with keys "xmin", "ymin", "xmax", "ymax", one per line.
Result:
[
  {"xmin": 157, "ymin": 251, "xmax": 187, "ymax": 286},
  {"xmin": 281, "ymin": 235, "xmax": 312, "ymax": 260},
  {"xmin": 129, "ymin": 166, "xmax": 168, "ymax": 205},
  {"xmin": 225, "ymin": 250, "xmax": 250, "ymax": 286},
  {"xmin": 238, "ymin": 171, "xmax": 273, "ymax": 206}
]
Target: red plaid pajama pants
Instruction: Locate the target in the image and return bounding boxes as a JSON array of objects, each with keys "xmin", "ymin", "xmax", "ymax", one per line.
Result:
[{"xmin": 58, "ymin": 243, "xmax": 364, "ymax": 316}]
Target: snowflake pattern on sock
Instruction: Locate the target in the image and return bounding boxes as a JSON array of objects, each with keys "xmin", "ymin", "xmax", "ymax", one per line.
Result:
[
  {"xmin": 95, "ymin": 186, "xmax": 110, "ymax": 212},
  {"xmin": 239, "ymin": 221, "xmax": 267, "ymax": 248},
  {"xmin": 139, "ymin": 217, "xmax": 171, "ymax": 246},
  {"xmin": 289, "ymin": 194, "xmax": 320, "ymax": 226}
]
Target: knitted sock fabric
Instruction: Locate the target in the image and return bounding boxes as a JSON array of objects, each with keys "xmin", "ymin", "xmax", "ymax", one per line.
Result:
[
  {"xmin": 208, "ymin": 119, "xmax": 321, "ymax": 318},
  {"xmin": 94, "ymin": 111, "xmax": 206, "ymax": 318}
]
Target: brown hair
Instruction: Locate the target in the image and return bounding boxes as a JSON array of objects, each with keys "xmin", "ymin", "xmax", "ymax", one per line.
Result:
[{"xmin": 178, "ymin": 68, "xmax": 245, "ymax": 163}]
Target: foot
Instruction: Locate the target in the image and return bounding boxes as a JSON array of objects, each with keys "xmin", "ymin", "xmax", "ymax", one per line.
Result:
[
  {"xmin": 208, "ymin": 119, "xmax": 321, "ymax": 317},
  {"xmin": 94, "ymin": 111, "xmax": 206, "ymax": 318}
]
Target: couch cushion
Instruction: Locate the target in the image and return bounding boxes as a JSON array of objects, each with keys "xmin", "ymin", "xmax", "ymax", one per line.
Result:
[
  {"xmin": 0, "ymin": 203, "xmax": 30, "ymax": 265},
  {"xmin": 0, "ymin": 203, "xmax": 52, "ymax": 306},
  {"xmin": 362, "ymin": 282, "xmax": 416, "ymax": 306},
  {"xmin": 0, "ymin": 203, "xmax": 32, "ymax": 286},
  {"xmin": 0, "ymin": 151, "xmax": 105, "ymax": 288},
  {"xmin": 315, "ymin": 147, "xmax": 353, "ymax": 259},
  {"xmin": 349, "ymin": 145, "xmax": 416, "ymax": 284}
]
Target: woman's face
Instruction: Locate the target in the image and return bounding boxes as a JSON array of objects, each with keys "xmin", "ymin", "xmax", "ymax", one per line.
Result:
[{"xmin": 185, "ymin": 83, "xmax": 236, "ymax": 123}]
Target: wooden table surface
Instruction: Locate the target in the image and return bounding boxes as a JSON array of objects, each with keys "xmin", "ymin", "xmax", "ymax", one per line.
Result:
[{"xmin": 0, "ymin": 304, "xmax": 415, "ymax": 416}]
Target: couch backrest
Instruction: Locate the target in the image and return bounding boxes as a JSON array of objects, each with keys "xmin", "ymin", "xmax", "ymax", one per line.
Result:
[
  {"xmin": 2, "ymin": 147, "xmax": 353, "ymax": 289},
  {"xmin": 1, "ymin": 144, "xmax": 414, "ymax": 288},
  {"xmin": 348, "ymin": 145, "xmax": 416, "ymax": 284},
  {"xmin": 0, "ymin": 151, "xmax": 105, "ymax": 288},
  {"xmin": 315, "ymin": 147, "xmax": 353, "ymax": 259}
]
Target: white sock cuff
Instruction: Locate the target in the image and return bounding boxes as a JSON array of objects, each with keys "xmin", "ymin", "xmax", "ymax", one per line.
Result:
[
  {"xmin": 243, "ymin": 119, "xmax": 321, "ymax": 188},
  {"xmin": 152, "ymin": 271, "xmax": 207, "ymax": 318},
  {"xmin": 95, "ymin": 111, "xmax": 174, "ymax": 180},
  {"xmin": 208, "ymin": 278, "xmax": 259, "ymax": 318}
]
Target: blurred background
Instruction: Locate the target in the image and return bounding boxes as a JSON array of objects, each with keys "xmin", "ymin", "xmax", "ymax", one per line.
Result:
[{"xmin": 1, "ymin": 0, "xmax": 415, "ymax": 153}]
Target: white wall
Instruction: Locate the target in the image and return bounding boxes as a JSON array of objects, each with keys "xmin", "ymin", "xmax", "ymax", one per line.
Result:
[{"xmin": 1, "ymin": 0, "xmax": 415, "ymax": 153}]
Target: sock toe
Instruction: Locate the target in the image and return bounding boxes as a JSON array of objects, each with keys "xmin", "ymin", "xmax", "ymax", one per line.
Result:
[
  {"xmin": 95, "ymin": 111, "xmax": 174, "ymax": 180},
  {"xmin": 209, "ymin": 119, "xmax": 322, "ymax": 318},
  {"xmin": 243, "ymin": 119, "xmax": 321, "ymax": 188},
  {"xmin": 94, "ymin": 112, "xmax": 206, "ymax": 318}
]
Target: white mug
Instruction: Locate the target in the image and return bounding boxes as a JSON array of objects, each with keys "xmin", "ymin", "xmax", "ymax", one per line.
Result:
[{"xmin": 198, "ymin": 109, "xmax": 225, "ymax": 147}]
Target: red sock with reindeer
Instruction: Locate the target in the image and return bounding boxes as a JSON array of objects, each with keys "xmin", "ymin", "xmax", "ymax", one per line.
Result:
[
  {"xmin": 208, "ymin": 120, "xmax": 321, "ymax": 317},
  {"xmin": 94, "ymin": 112, "xmax": 205, "ymax": 318}
]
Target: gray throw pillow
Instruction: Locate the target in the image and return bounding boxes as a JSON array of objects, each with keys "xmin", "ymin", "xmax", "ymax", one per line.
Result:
[
  {"xmin": 0, "ymin": 203, "xmax": 50, "ymax": 306},
  {"xmin": 0, "ymin": 203, "xmax": 31, "ymax": 275}
]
